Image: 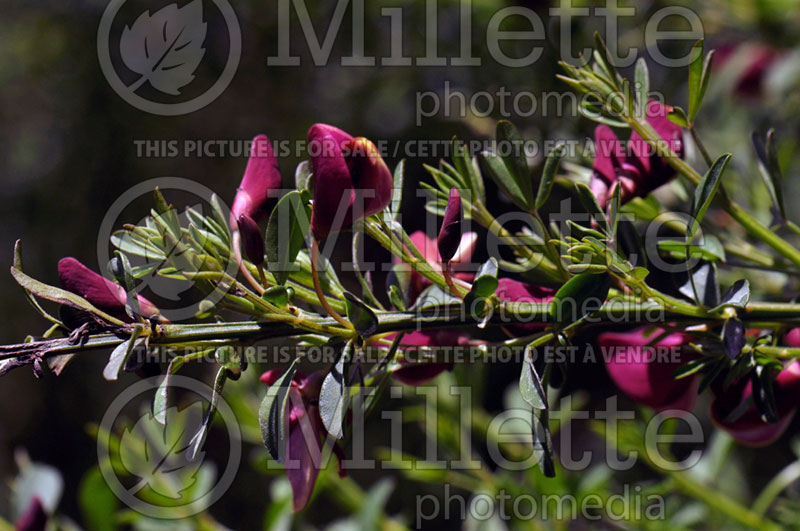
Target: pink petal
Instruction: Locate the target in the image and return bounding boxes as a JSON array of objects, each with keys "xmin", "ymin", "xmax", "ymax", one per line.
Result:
[{"xmin": 230, "ymin": 135, "xmax": 282, "ymax": 227}]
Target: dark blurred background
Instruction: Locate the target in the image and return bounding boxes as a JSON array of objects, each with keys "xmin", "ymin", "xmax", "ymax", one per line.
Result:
[{"xmin": 2, "ymin": 0, "xmax": 800, "ymax": 528}]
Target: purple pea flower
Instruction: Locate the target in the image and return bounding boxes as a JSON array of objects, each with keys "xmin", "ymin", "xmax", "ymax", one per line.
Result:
[
  {"xmin": 58, "ymin": 257, "xmax": 160, "ymax": 323},
  {"xmin": 437, "ymin": 188, "xmax": 463, "ymax": 263},
  {"xmin": 259, "ymin": 369, "xmax": 345, "ymax": 512},
  {"xmin": 495, "ymin": 278, "xmax": 555, "ymax": 336},
  {"xmin": 308, "ymin": 124, "xmax": 393, "ymax": 240},
  {"xmin": 230, "ymin": 135, "xmax": 282, "ymax": 229},
  {"xmin": 591, "ymin": 100, "xmax": 684, "ymax": 208},
  {"xmin": 598, "ymin": 328, "xmax": 698, "ymax": 412},
  {"xmin": 710, "ymin": 361, "xmax": 800, "ymax": 447}
]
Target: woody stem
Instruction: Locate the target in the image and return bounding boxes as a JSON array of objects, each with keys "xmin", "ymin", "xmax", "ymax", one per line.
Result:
[{"xmin": 310, "ymin": 238, "xmax": 353, "ymax": 331}]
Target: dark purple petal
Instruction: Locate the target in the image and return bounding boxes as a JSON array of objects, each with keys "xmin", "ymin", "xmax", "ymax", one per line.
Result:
[
  {"xmin": 58, "ymin": 257, "xmax": 160, "ymax": 322},
  {"xmin": 599, "ymin": 328, "xmax": 697, "ymax": 412},
  {"xmin": 14, "ymin": 496, "xmax": 47, "ymax": 531},
  {"xmin": 309, "ymin": 124, "xmax": 355, "ymax": 240},
  {"xmin": 230, "ymin": 135, "xmax": 282, "ymax": 227},
  {"xmin": 344, "ymin": 137, "xmax": 393, "ymax": 219},
  {"xmin": 437, "ymin": 189, "xmax": 463, "ymax": 263},
  {"xmin": 495, "ymin": 278, "xmax": 554, "ymax": 336},
  {"xmin": 390, "ymin": 329, "xmax": 468, "ymax": 385},
  {"xmin": 629, "ymin": 100, "xmax": 683, "ymax": 195},
  {"xmin": 711, "ymin": 361, "xmax": 800, "ymax": 447},
  {"xmin": 285, "ymin": 388, "xmax": 324, "ymax": 512},
  {"xmin": 236, "ymin": 214, "xmax": 265, "ymax": 266}
]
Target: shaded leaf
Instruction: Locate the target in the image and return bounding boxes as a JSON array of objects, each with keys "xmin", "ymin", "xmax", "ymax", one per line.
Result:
[
  {"xmin": 688, "ymin": 154, "xmax": 732, "ymax": 239},
  {"xmin": 344, "ymin": 292, "xmax": 379, "ymax": 337},
  {"xmin": 265, "ymin": 191, "xmax": 311, "ymax": 285},
  {"xmin": 319, "ymin": 340, "xmax": 354, "ymax": 440},
  {"xmin": 535, "ymin": 143, "xmax": 565, "ymax": 210},
  {"xmin": 259, "ymin": 358, "xmax": 299, "ymax": 463}
]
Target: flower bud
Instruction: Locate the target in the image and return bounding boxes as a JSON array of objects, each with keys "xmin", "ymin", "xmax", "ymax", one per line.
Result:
[
  {"xmin": 437, "ymin": 188, "xmax": 463, "ymax": 263},
  {"xmin": 230, "ymin": 135, "xmax": 282, "ymax": 229},
  {"xmin": 308, "ymin": 124, "xmax": 393, "ymax": 240},
  {"xmin": 58, "ymin": 257, "xmax": 160, "ymax": 322},
  {"xmin": 236, "ymin": 214, "xmax": 265, "ymax": 266}
]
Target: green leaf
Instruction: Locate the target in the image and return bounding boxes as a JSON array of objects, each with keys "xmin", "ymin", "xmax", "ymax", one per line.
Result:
[
  {"xmin": 688, "ymin": 40, "xmax": 714, "ymax": 124},
  {"xmin": 188, "ymin": 367, "xmax": 228, "ymax": 460},
  {"xmin": 463, "ymin": 258, "xmax": 499, "ymax": 320},
  {"xmin": 752, "ymin": 129, "xmax": 785, "ymax": 220},
  {"xmin": 535, "ymin": 143, "xmax": 566, "ymax": 210},
  {"xmin": 265, "ymin": 191, "xmax": 311, "ymax": 285},
  {"xmin": 607, "ymin": 182, "xmax": 622, "ymax": 238},
  {"xmin": 295, "ymin": 160, "xmax": 311, "ymax": 191},
  {"xmin": 688, "ymin": 153, "xmax": 732, "ymax": 239},
  {"xmin": 262, "ymin": 285, "xmax": 290, "ymax": 308},
  {"xmin": 496, "ymin": 121, "xmax": 531, "ymax": 204},
  {"xmin": 103, "ymin": 325, "xmax": 145, "ymax": 381},
  {"xmin": 574, "ymin": 182, "xmax": 610, "ymax": 235},
  {"xmin": 714, "ymin": 279, "xmax": 750, "ymax": 311},
  {"xmin": 679, "ymin": 261, "xmax": 720, "ymax": 307},
  {"xmin": 453, "ymin": 139, "xmax": 485, "ymax": 204},
  {"xmin": 391, "ymin": 160, "xmax": 405, "ymax": 221},
  {"xmin": 154, "ymin": 356, "xmax": 185, "ymax": 424},
  {"xmin": 259, "ymin": 358, "xmax": 299, "ymax": 463},
  {"xmin": 344, "ymin": 292, "xmax": 379, "ymax": 337},
  {"xmin": 673, "ymin": 357, "xmax": 715, "ymax": 380},
  {"xmin": 667, "ymin": 106, "xmax": 690, "ymax": 128},
  {"xmin": 551, "ymin": 272, "xmax": 611, "ymax": 326},
  {"xmin": 532, "ymin": 408, "xmax": 556, "ymax": 478},
  {"xmin": 152, "ymin": 188, "xmax": 181, "ymax": 240},
  {"xmin": 634, "ymin": 57, "xmax": 650, "ymax": 118},
  {"xmin": 319, "ymin": 340, "xmax": 354, "ymax": 440},
  {"xmin": 78, "ymin": 467, "xmax": 118, "ymax": 531},
  {"xmin": 108, "ymin": 251, "xmax": 141, "ymax": 320},
  {"xmin": 520, "ymin": 345, "xmax": 548, "ymax": 409}
]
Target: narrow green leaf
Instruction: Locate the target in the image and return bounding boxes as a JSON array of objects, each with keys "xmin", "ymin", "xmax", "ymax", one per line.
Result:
[
  {"xmin": 265, "ymin": 191, "xmax": 311, "ymax": 285},
  {"xmin": 295, "ymin": 160, "xmax": 312, "ymax": 191},
  {"xmin": 574, "ymin": 182, "xmax": 610, "ymax": 235},
  {"xmin": 634, "ymin": 57, "xmax": 650, "ymax": 118},
  {"xmin": 154, "ymin": 355, "xmax": 185, "ymax": 424},
  {"xmin": 103, "ymin": 325, "xmax": 145, "ymax": 381},
  {"xmin": 535, "ymin": 143, "xmax": 566, "ymax": 210},
  {"xmin": 344, "ymin": 292, "xmax": 379, "ymax": 338},
  {"xmin": 108, "ymin": 251, "xmax": 140, "ymax": 320},
  {"xmin": 713, "ymin": 279, "xmax": 750, "ymax": 311},
  {"xmin": 520, "ymin": 345, "xmax": 548, "ymax": 409},
  {"xmin": 391, "ymin": 160, "xmax": 405, "ymax": 221},
  {"xmin": 319, "ymin": 340, "xmax": 354, "ymax": 440},
  {"xmin": 688, "ymin": 40, "xmax": 714, "ymax": 124},
  {"xmin": 496, "ymin": 121, "xmax": 532, "ymax": 207},
  {"xmin": 259, "ymin": 358, "xmax": 299, "ymax": 463},
  {"xmin": 189, "ymin": 367, "xmax": 227, "ymax": 460},
  {"xmin": 688, "ymin": 153, "xmax": 732, "ymax": 239}
]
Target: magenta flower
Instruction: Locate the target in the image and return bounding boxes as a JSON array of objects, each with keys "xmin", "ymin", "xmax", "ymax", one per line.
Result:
[
  {"xmin": 495, "ymin": 278, "xmax": 554, "ymax": 336},
  {"xmin": 591, "ymin": 100, "xmax": 684, "ymax": 208},
  {"xmin": 14, "ymin": 496, "xmax": 47, "ymax": 531},
  {"xmin": 437, "ymin": 189, "xmax": 463, "ymax": 263},
  {"xmin": 598, "ymin": 328, "xmax": 697, "ymax": 412},
  {"xmin": 58, "ymin": 257, "xmax": 160, "ymax": 323},
  {"xmin": 390, "ymin": 329, "xmax": 470, "ymax": 386},
  {"xmin": 308, "ymin": 124, "xmax": 393, "ymax": 240},
  {"xmin": 259, "ymin": 369, "xmax": 345, "ymax": 511},
  {"xmin": 710, "ymin": 361, "xmax": 800, "ymax": 447},
  {"xmin": 230, "ymin": 135, "xmax": 282, "ymax": 228}
]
